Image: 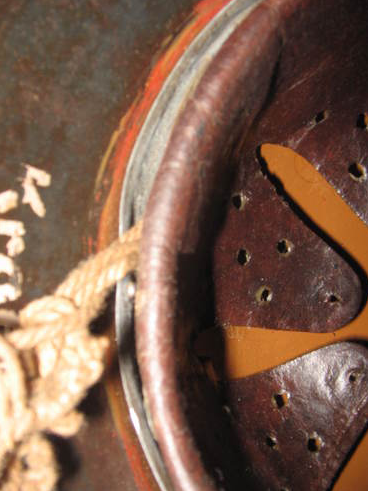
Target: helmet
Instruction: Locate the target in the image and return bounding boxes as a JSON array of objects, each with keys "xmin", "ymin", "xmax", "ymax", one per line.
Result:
[{"xmin": 117, "ymin": 0, "xmax": 368, "ymax": 490}]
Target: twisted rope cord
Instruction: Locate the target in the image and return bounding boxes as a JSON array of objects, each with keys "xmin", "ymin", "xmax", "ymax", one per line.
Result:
[{"xmin": 0, "ymin": 221, "xmax": 142, "ymax": 490}]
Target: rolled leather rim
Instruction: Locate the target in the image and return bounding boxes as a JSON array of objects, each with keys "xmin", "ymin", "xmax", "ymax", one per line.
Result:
[{"xmin": 136, "ymin": 1, "xmax": 283, "ymax": 489}]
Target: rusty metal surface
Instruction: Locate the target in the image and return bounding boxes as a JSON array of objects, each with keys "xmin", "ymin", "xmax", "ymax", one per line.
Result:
[
  {"xmin": 0, "ymin": 1, "xmax": 200, "ymax": 490},
  {"xmin": 0, "ymin": 0, "xmax": 197, "ymax": 308}
]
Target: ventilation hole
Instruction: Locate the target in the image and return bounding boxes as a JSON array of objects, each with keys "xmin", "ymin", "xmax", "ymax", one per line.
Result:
[
  {"xmin": 256, "ymin": 286, "xmax": 273, "ymax": 303},
  {"xmin": 237, "ymin": 248, "xmax": 250, "ymax": 266},
  {"xmin": 266, "ymin": 436, "xmax": 277, "ymax": 448},
  {"xmin": 348, "ymin": 162, "xmax": 367, "ymax": 181},
  {"xmin": 277, "ymin": 239, "xmax": 293, "ymax": 255},
  {"xmin": 348, "ymin": 370, "xmax": 362, "ymax": 383},
  {"xmin": 307, "ymin": 434, "xmax": 322, "ymax": 452},
  {"xmin": 231, "ymin": 192, "xmax": 248, "ymax": 210},
  {"xmin": 357, "ymin": 113, "xmax": 368, "ymax": 129},
  {"xmin": 314, "ymin": 110, "xmax": 328, "ymax": 124},
  {"xmin": 327, "ymin": 294, "xmax": 341, "ymax": 304},
  {"xmin": 272, "ymin": 392, "xmax": 290, "ymax": 409}
]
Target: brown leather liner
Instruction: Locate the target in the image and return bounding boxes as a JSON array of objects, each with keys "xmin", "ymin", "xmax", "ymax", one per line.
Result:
[
  {"xmin": 136, "ymin": 3, "xmax": 283, "ymax": 489},
  {"xmin": 135, "ymin": 0, "xmax": 368, "ymax": 490},
  {"xmin": 223, "ymin": 343, "xmax": 368, "ymax": 491}
]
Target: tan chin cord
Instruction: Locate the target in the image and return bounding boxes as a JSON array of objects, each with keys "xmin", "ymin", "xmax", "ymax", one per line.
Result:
[{"xmin": 0, "ymin": 221, "xmax": 142, "ymax": 491}]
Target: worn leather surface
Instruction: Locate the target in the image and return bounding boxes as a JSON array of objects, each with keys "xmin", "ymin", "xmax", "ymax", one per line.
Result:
[
  {"xmin": 214, "ymin": 0, "xmax": 368, "ymax": 331},
  {"xmin": 212, "ymin": 1, "xmax": 368, "ymax": 488},
  {"xmin": 136, "ymin": 0, "xmax": 368, "ymax": 490},
  {"xmin": 224, "ymin": 344, "xmax": 368, "ymax": 490}
]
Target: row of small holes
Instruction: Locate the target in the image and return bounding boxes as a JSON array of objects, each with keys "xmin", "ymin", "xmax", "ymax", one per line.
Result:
[
  {"xmin": 236, "ymin": 238, "xmax": 293, "ymax": 266},
  {"xmin": 238, "ymin": 267, "xmax": 340, "ymax": 306},
  {"xmin": 232, "ymin": 134, "xmax": 347, "ymax": 303},
  {"xmin": 269, "ymin": 391, "xmax": 322, "ymax": 455},
  {"xmin": 237, "ymin": 237, "xmax": 292, "ymax": 304},
  {"xmin": 271, "ymin": 370, "xmax": 357, "ymax": 408},
  {"xmin": 262, "ymin": 369, "xmax": 361, "ymax": 491},
  {"xmin": 267, "ymin": 392, "xmax": 287, "ymax": 449},
  {"xmin": 269, "ymin": 389, "xmax": 320, "ymax": 490},
  {"xmin": 231, "ymin": 110, "xmax": 360, "ymax": 491},
  {"xmin": 317, "ymin": 111, "xmax": 368, "ymax": 181},
  {"xmin": 316, "ymin": 109, "xmax": 368, "ymax": 132},
  {"xmin": 266, "ymin": 433, "xmax": 322, "ymax": 453},
  {"xmin": 233, "ymin": 113, "xmax": 368, "ymax": 204},
  {"xmin": 237, "ymin": 247, "xmax": 340, "ymax": 305}
]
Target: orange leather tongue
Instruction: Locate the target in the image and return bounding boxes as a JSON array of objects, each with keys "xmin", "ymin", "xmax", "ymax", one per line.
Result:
[{"xmin": 195, "ymin": 144, "xmax": 368, "ymax": 380}]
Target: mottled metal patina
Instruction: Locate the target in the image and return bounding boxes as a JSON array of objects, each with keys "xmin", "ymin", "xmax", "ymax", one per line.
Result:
[{"xmin": 0, "ymin": 1, "xmax": 211, "ymax": 489}]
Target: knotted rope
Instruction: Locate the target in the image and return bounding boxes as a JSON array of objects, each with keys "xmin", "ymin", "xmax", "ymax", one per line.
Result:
[{"xmin": 0, "ymin": 221, "xmax": 142, "ymax": 490}]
